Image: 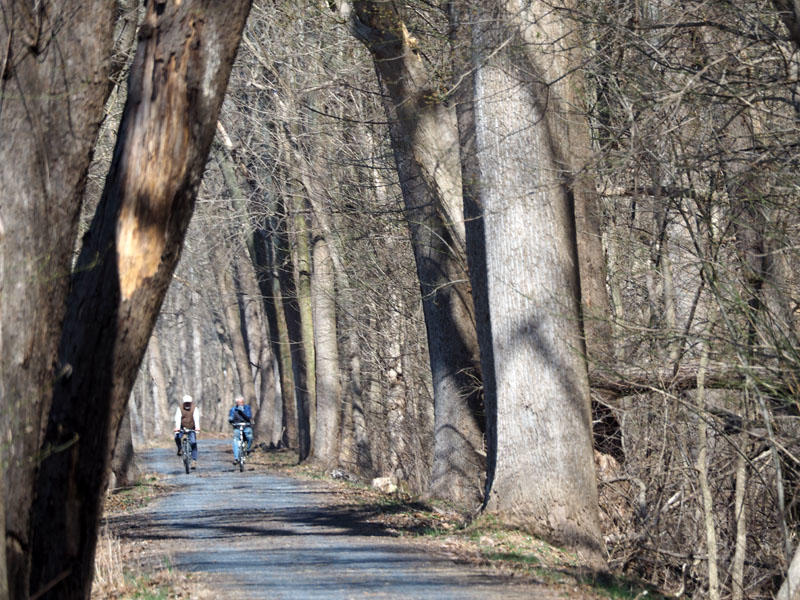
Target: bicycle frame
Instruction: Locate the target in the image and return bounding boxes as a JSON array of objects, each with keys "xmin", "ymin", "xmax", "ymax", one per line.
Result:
[
  {"xmin": 179, "ymin": 427, "xmax": 193, "ymax": 474},
  {"xmin": 233, "ymin": 423, "xmax": 248, "ymax": 472}
]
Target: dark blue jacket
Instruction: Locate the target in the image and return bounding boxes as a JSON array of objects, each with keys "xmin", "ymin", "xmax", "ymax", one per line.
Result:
[{"xmin": 229, "ymin": 404, "xmax": 252, "ymax": 424}]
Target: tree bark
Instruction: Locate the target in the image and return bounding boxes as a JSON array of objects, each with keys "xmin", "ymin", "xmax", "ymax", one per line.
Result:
[
  {"xmin": 28, "ymin": 2, "xmax": 251, "ymax": 597},
  {"xmin": 451, "ymin": 0, "xmax": 603, "ymax": 563},
  {"xmin": 275, "ymin": 192, "xmax": 311, "ymax": 458},
  {"xmin": 275, "ymin": 113, "xmax": 343, "ymax": 467},
  {"xmin": 235, "ymin": 250, "xmax": 275, "ymax": 439},
  {"xmin": 344, "ymin": 0, "xmax": 486, "ymax": 507},
  {"xmin": 0, "ymin": 2, "xmax": 118, "ymax": 596},
  {"xmin": 309, "ymin": 214, "xmax": 342, "ymax": 467},
  {"xmin": 109, "ymin": 410, "xmax": 139, "ymax": 490},
  {"xmin": 210, "ymin": 240, "xmax": 258, "ymax": 409},
  {"xmin": 253, "ymin": 226, "xmax": 298, "ymax": 448},
  {"xmin": 148, "ymin": 332, "xmax": 170, "ymax": 437},
  {"xmin": 696, "ymin": 334, "xmax": 720, "ymax": 600},
  {"xmin": 289, "ymin": 189, "xmax": 316, "ymax": 461},
  {"xmin": 778, "ymin": 543, "xmax": 800, "ymax": 600}
]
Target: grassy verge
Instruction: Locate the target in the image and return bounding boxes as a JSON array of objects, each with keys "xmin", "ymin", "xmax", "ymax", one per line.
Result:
[
  {"xmin": 93, "ymin": 474, "xmax": 214, "ymax": 599},
  {"xmin": 103, "ymin": 474, "xmax": 172, "ymax": 513}
]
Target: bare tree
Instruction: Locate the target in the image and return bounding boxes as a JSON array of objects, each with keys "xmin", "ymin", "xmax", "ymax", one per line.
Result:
[
  {"xmin": 0, "ymin": 2, "xmax": 119, "ymax": 596},
  {"xmin": 27, "ymin": 2, "xmax": 251, "ymax": 596},
  {"xmin": 450, "ymin": 0, "xmax": 604, "ymax": 564},
  {"xmin": 337, "ymin": 0, "xmax": 487, "ymax": 507}
]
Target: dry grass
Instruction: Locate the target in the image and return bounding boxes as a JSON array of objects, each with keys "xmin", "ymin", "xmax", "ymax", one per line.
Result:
[
  {"xmin": 93, "ymin": 527, "xmax": 125, "ymax": 595},
  {"xmin": 92, "ymin": 475, "xmax": 216, "ymax": 599}
]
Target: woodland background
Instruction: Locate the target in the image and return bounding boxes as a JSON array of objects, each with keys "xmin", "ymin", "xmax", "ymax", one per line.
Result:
[{"xmin": 2, "ymin": 1, "xmax": 800, "ymax": 599}]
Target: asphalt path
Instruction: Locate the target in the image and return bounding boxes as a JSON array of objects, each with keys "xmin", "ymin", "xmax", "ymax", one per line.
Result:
[{"xmin": 119, "ymin": 440, "xmax": 554, "ymax": 599}]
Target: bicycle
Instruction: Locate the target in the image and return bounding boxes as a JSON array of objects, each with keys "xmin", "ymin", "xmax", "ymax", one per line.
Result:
[
  {"xmin": 178, "ymin": 427, "xmax": 193, "ymax": 474},
  {"xmin": 233, "ymin": 422, "xmax": 248, "ymax": 472}
]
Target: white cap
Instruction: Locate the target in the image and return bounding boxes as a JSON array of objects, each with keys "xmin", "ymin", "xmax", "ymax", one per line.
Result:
[{"xmin": 183, "ymin": 395, "xmax": 193, "ymax": 404}]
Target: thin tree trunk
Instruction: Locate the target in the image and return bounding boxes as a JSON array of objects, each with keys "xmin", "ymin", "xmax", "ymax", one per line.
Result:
[
  {"xmin": 275, "ymin": 191, "xmax": 311, "ymax": 457},
  {"xmin": 274, "ymin": 115, "xmax": 343, "ymax": 467},
  {"xmin": 253, "ymin": 227, "xmax": 298, "ymax": 448},
  {"xmin": 29, "ymin": 3, "xmax": 251, "ymax": 596},
  {"xmin": 236, "ymin": 250, "xmax": 277, "ymax": 441},
  {"xmin": 148, "ymin": 332, "xmax": 169, "ymax": 437},
  {"xmin": 210, "ymin": 241, "xmax": 258, "ymax": 408},
  {"xmin": 732, "ymin": 443, "xmax": 748, "ymax": 600},
  {"xmin": 696, "ymin": 335, "xmax": 720, "ymax": 600},
  {"xmin": 290, "ymin": 189, "xmax": 317, "ymax": 461},
  {"xmin": 308, "ymin": 218, "xmax": 341, "ymax": 467},
  {"xmin": 191, "ymin": 284, "xmax": 205, "ymax": 405}
]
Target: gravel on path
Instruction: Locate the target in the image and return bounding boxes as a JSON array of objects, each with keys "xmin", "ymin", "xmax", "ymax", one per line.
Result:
[{"xmin": 111, "ymin": 440, "xmax": 559, "ymax": 599}]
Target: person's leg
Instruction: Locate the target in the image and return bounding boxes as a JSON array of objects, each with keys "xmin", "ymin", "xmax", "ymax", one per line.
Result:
[
  {"xmin": 175, "ymin": 432, "xmax": 182, "ymax": 454},
  {"xmin": 189, "ymin": 430, "xmax": 197, "ymax": 461},
  {"xmin": 245, "ymin": 426, "xmax": 253, "ymax": 452},
  {"xmin": 232, "ymin": 428, "xmax": 240, "ymax": 461}
]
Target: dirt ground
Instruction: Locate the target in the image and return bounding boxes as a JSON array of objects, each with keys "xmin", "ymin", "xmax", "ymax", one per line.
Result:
[{"xmin": 96, "ymin": 439, "xmax": 664, "ymax": 600}]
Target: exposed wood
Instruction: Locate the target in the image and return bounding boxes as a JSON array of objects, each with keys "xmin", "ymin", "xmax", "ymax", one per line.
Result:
[{"xmin": 28, "ymin": 2, "xmax": 251, "ymax": 596}]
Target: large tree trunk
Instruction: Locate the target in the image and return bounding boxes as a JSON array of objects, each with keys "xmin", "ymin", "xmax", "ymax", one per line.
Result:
[
  {"xmin": 28, "ymin": 2, "xmax": 251, "ymax": 597},
  {"xmin": 0, "ymin": 2, "xmax": 118, "ymax": 596},
  {"xmin": 309, "ymin": 214, "xmax": 342, "ymax": 467},
  {"xmin": 450, "ymin": 0, "xmax": 603, "ymax": 564},
  {"xmin": 344, "ymin": 0, "xmax": 486, "ymax": 507},
  {"xmin": 495, "ymin": 1, "xmax": 612, "ymax": 360},
  {"xmin": 290, "ymin": 189, "xmax": 317, "ymax": 461}
]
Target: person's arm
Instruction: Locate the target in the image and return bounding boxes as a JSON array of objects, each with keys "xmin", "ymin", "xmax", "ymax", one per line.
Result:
[
  {"xmin": 244, "ymin": 405, "xmax": 253, "ymax": 421},
  {"xmin": 228, "ymin": 406, "xmax": 235, "ymax": 422}
]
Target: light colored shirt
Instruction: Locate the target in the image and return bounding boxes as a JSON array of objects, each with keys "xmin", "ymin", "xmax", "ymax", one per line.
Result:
[{"xmin": 174, "ymin": 405, "xmax": 201, "ymax": 431}]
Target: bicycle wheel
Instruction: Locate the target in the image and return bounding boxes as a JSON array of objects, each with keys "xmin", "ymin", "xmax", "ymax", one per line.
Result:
[{"xmin": 183, "ymin": 439, "xmax": 191, "ymax": 474}]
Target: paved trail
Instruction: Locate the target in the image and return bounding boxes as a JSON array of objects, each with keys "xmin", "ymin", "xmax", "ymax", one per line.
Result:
[{"xmin": 115, "ymin": 440, "xmax": 555, "ymax": 599}]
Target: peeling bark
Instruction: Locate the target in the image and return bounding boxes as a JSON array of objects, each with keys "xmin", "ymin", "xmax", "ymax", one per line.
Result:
[{"xmin": 28, "ymin": 2, "xmax": 251, "ymax": 597}]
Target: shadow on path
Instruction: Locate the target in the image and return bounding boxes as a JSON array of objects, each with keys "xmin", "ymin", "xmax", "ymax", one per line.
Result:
[{"xmin": 108, "ymin": 441, "xmax": 555, "ymax": 600}]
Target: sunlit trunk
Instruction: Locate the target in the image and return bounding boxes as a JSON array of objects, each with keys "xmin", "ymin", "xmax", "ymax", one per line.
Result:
[
  {"xmin": 28, "ymin": 2, "xmax": 251, "ymax": 596},
  {"xmin": 451, "ymin": 0, "xmax": 603, "ymax": 563}
]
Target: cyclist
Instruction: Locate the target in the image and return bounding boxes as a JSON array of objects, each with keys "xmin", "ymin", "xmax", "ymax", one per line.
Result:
[
  {"xmin": 174, "ymin": 395, "xmax": 201, "ymax": 469},
  {"xmin": 228, "ymin": 395, "xmax": 253, "ymax": 464}
]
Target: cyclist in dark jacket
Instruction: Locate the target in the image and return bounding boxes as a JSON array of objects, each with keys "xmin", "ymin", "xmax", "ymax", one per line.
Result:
[{"xmin": 229, "ymin": 395, "xmax": 253, "ymax": 464}]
